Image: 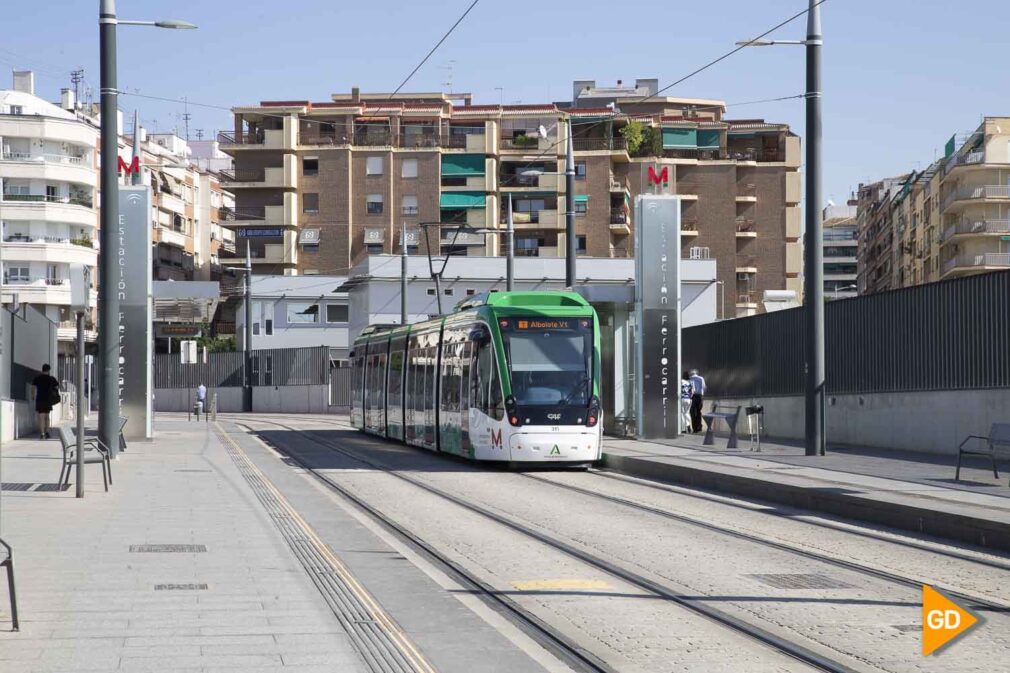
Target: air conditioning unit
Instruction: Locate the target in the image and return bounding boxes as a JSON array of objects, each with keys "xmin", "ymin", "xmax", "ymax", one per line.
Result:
[{"xmin": 737, "ymin": 272, "xmax": 751, "ymax": 281}]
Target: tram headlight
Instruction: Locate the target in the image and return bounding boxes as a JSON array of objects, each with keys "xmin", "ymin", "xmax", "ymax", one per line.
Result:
[{"xmin": 586, "ymin": 396, "xmax": 600, "ymax": 427}]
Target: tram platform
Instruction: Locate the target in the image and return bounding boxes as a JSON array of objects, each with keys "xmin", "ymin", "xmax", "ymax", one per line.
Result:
[
  {"xmin": 602, "ymin": 433, "xmax": 1010, "ymax": 554},
  {"xmin": 0, "ymin": 416, "xmax": 553, "ymax": 673}
]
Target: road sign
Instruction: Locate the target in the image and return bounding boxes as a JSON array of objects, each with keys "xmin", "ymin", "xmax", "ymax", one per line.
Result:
[
  {"xmin": 156, "ymin": 324, "xmax": 202, "ymax": 338},
  {"xmin": 180, "ymin": 340, "xmax": 198, "ymax": 364},
  {"xmin": 923, "ymin": 584, "xmax": 979, "ymax": 656}
]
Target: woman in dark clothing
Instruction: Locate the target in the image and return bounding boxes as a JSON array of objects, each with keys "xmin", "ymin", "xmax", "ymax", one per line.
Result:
[{"xmin": 32, "ymin": 364, "xmax": 60, "ymax": 440}]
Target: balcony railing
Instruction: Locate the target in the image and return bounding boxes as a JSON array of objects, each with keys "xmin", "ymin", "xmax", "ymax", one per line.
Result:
[
  {"xmin": 223, "ymin": 206, "xmax": 265, "ymax": 222},
  {"xmin": 735, "ymin": 218, "xmax": 755, "ymax": 232},
  {"xmin": 572, "ymin": 137, "xmax": 627, "ymax": 152},
  {"xmin": 300, "ymin": 133, "xmax": 346, "ymax": 146},
  {"xmin": 2, "ymin": 152, "xmax": 87, "ymax": 164},
  {"xmin": 400, "ymin": 133, "xmax": 441, "ymax": 149},
  {"xmin": 401, "ymin": 205, "xmax": 419, "ymax": 216},
  {"xmin": 610, "ymin": 208, "xmax": 628, "ymax": 225},
  {"xmin": 944, "ymin": 149, "xmax": 985, "ymax": 174},
  {"xmin": 942, "ymin": 185, "xmax": 1010, "ymax": 211},
  {"xmin": 500, "ymin": 136, "xmax": 545, "ymax": 151},
  {"xmin": 736, "ymin": 293, "xmax": 755, "ymax": 305},
  {"xmin": 3, "ymin": 276, "xmax": 69, "ymax": 286},
  {"xmin": 940, "ymin": 219, "xmax": 1010, "ymax": 243},
  {"xmin": 500, "ymin": 174, "xmax": 542, "ymax": 187},
  {"xmin": 737, "ymin": 182, "xmax": 757, "ymax": 197},
  {"xmin": 352, "ymin": 130, "xmax": 395, "ymax": 147},
  {"xmin": 0, "ymin": 193, "xmax": 93, "ymax": 208},
  {"xmin": 943, "ymin": 252, "xmax": 1010, "ymax": 275},
  {"xmin": 736, "ymin": 254, "xmax": 758, "ymax": 270},
  {"xmin": 217, "ymin": 131, "xmax": 265, "ymax": 145},
  {"xmin": 220, "ymin": 167, "xmax": 267, "ymax": 182}
]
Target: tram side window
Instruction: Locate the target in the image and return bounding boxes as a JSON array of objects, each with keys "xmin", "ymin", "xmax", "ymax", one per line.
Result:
[
  {"xmin": 440, "ymin": 342, "xmax": 455, "ymax": 413},
  {"xmin": 388, "ymin": 346, "xmax": 403, "ymax": 412},
  {"xmin": 488, "ymin": 354, "xmax": 504, "ymax": 421}
]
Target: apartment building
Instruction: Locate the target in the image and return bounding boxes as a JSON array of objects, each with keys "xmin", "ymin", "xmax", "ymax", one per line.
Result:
[
  {"xmin": 821, "ymin": 203, "xmax": 858, "ymax": 298},
  {"xmin": 220, "ymin": 79, "xmax": 801, "ymax": 315},
  {"xmin": 857, "ymin": 117, "xmax": 1010, "ymax": 294},
  {"xmin": 0, "ymin": 72, "xmax": 99, "ymax": 349},
  {"xmin": 120, "ymin": 130, "xmax": 236, "ymax": 281},
  {"xmin": 938, "ymin": 118, "xmax": 1010, "ymax": 280}
]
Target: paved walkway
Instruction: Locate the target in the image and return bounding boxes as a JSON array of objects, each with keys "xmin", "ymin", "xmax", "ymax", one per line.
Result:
[
  {"xmin": 0, "ymin": 417, "xmax": 369, "ymax": 672},
  {"xmin": 603, "ymin": 432, "xmax": 1010, "ymax": 553}
]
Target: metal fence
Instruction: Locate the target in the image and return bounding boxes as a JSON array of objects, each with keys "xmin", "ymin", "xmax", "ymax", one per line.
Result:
[
  {"xmin": 684, "ymin": 270, "xmax": 1010, "ymax": 397},
  {"xmin": 154, "ymin": 346, "xmax": 330, "ymax": 389}
]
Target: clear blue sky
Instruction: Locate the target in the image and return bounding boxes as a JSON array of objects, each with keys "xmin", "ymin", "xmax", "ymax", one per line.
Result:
[{"xmin": 3, "ymin": 1, "xmax": 1007, "ymax": 203}]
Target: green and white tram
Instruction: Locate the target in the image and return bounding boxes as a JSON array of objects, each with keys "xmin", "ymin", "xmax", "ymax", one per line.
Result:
[{"xmin": 350, "ymin": 291, "xmax": 602, "ymax": 464}]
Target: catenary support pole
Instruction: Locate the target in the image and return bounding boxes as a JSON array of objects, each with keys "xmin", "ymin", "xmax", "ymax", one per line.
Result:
[
  {"xmin": 244, "ymin": 241, "xmax": 253, "ymax": 412},
  {"xmin": 565, "ymin": 120, "xmax": 576, "ymax": 288},
  {"xmin": 401, "ymin": 225, "xmax": 408, "ymax": 324},
  {"xmin": 506, "ymin": 194, "xmax": 515, "ymax": 291},
  {"xmin": 98, "ymin": 0, "xmax": 120, "ymax": 454},
  {"xmin": 804, "ymin": 0, "xmax": 825, "ymax": 457},
  {"xmin": 75, "ymin": 312, "xmax": 86, "ymax": 498}
]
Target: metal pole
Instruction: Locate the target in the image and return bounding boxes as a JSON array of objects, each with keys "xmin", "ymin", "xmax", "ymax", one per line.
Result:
[
  {"xmin": 565, "ymin": 119, "xmax": 576, "ymax": 288},
  {"xmin": 400, "ymin": 225, "xmax": 408, "ymax": 324},
  {"xmin": 506, "ymin": 194, "xmax": 515, "ymax": 291},
  {"xmin": 75, "ymin": 311, "xmax": 85, "ymax": 498},
  {"xmin": 804, "ymin": 0, "xmax": 825, "ymax": 457},
  {"xmin": 433, "ymin": 274, "xmax": 443, "ymax": 315},
  {"xmin": 244, "ymin": 242, "xmax": 253, "ymax": 412},
  {"xmin": 98, "ymin": 0, "xmax": 120, "ymax": 454}
]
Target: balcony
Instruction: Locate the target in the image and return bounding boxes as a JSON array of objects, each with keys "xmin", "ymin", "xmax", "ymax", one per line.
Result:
[
  {"xmin": 940, "ymin": 219, "xmax": 1010, "ymax": 243},
  {"xmin": 442, "ymin": 127, "xmax": 488, "ymax": 153},
  {"xmin": 500, "ymin": 173, "xmax": 562, "ymax": 191},
  {"xmin": 735, "ymin": 218, "xmax": 757, "ymax": 238},
  {"xmin": 1, "ymin": 277, "xmax": 74, "ymax": 304},
  {"xmin": 609, "ymin": 172, "xmax": 631, "ymax": 193},
  {"xmin": 400, "ymin": 132, "xmax": 442, "ymax": 149},
  {"xmin": 944, "ymin": 150, "xmax": 985, "ymax": 174},
  {"xmin": 735, "ymin": 254, "xmax": 758, "ymax": 273},
  {"xmin": 572, "ymin": 137, "xmax": 628, "ymax": 152},
  {"xmin": 1, "ymin": 193, "xmax": 93, "ymax": 208},
  {"xmin": 2, "ymin": 238, "xmax": 98, "ymax": 265},
  {"xmin": 736, "ymin": 182, "xmax": 757, "ymax": 202},
  {"xmin": 154, "ymin": 226, "xmax": 190, "ymax": 249},
  {"xmin": 681, "ymin": 218, "xmax": 699, "ymax": 237},
  {"xmin": 220, "ymin": 162, "xmax": 296, "ymax": 190},
  {"xmin": 609, "ymin": 208, "xmax": 631, "ymax": 235},
  {"xmin": 500, "ymin": 135, "xmax": 557, "ymax": 153},
  {"xmin": 352, "ymin": 130, "xmax": 395, "ymax": 147},
  {"xmin": 942, "ymin": 185, "xmax": 1010, "ymax": 212},
  {"xmin": 942, "ymin": 252, "xmax": 1010, "ymax": 277}
]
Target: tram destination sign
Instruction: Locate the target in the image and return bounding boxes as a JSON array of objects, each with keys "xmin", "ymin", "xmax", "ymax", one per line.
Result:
[
  {"xmin": 499, "ymin": 318, "xmax": 589, "ymax": 331},
  {"xmin": 634, "ymin": 194, "xmax": 681, "ymax": 439}
]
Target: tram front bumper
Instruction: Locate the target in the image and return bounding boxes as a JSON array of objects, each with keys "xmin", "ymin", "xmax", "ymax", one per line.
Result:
[{"xmin": 508, "ymin": 429, "xmax": 601, "ymax": 462}]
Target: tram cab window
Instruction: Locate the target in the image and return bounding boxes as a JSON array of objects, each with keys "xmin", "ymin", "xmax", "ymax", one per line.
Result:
[{"xmin": 472, "ymin": 335, "xmax": 504, "ymax": 420}]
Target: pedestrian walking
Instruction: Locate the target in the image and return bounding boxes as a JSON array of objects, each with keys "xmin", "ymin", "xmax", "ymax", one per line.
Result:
[
  {"xmin": 32, "ymin": 364, "xmax": 60, "ymax": 440},
  {"xmin": 680, "ymin": 371, "xmax": 694, "ymax": 433},
  {"xmin": 689, "ymin": 368, "xmax": 706, "ymax": 433}
]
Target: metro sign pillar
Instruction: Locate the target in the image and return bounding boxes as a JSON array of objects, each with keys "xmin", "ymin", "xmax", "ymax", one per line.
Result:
[{"xmin": 635, "ymin": 187, "xmax": 681, "ymax": 440}]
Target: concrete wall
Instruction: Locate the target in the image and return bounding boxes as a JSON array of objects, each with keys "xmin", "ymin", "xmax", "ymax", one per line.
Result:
[
  {"xmin": 706, "ymin": 389, "xmax": 1010, "ymax": 456},
  {"xmin": 153, "ymin": 385, "xmax": 330, "ymax": 414}
]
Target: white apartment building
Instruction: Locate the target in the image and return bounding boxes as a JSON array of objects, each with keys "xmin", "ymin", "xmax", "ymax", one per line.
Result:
[
  {"xmin": 0, "ymin": 72, "xmax": 99, "ymax": 349},
  {"xmin": 822, "ymin": 203, "xmax": 858, "ymax": 299}
]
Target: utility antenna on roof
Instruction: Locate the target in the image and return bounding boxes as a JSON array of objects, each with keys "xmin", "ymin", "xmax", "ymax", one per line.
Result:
[
  {"xmin": 70, "ymin": 69, "xmax": 84, "ymax": 108},
  {"xmin": 441, "ymin": 60, "xmax": 456, "ymax": 93}
]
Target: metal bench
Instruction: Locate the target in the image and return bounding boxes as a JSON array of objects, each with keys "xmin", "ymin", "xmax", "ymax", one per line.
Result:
[
  {"xmin": 56, "ymin": 426, "xmax": 112, "ymax": 492},
  {"xmin": 955, "ymin": 422, "xmax": 1010, "ymax": 484},
  {"xmin": 702, "ymin": 403, "xmax": 742, "ymax": 449}
]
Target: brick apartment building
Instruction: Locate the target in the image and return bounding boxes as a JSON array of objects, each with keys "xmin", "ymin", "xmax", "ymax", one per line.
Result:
[{"xmin": 220, "ymin": 78, "xmax": 802, "ymax": 316}]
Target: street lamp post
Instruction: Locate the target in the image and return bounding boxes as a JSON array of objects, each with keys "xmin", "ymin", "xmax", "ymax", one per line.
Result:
[
  {"xmin": 737, "ymin": 0, "xmax": 824, "ymax": 456},
  {"xmin": 565, "ymin": 119, "xmax": 576, "ymax": 288},
  {"xmin": 97, "ymin": 1, "xmax": 195, "ymax": 451}
]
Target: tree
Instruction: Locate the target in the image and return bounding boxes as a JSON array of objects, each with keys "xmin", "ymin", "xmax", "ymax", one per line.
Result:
[{"xmin": 620, "ymin": 121, "xmax": 646, "ymax": 155}]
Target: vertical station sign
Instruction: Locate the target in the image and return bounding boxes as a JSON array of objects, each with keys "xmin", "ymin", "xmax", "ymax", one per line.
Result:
[
  {"xmin": 635, "ymin": 194, "xmax": 681, "ymax": 439},
  {"xmin": 118, "ymin": 186, "xmax": 153, "ymax": 439}
]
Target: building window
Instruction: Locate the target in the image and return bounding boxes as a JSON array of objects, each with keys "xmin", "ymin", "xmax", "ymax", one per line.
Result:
[
  {"xmin": 401, "ymin": 195, "xmax": 418, "ymax": 216},
  {"xmin": 575, "ymin": 161, "xmax": 586, "ymax": 180},
  {"xmin": 265, "ymin": 319, "xmax": 274, "ymax": 335},
  {"xmin": 6, "ymin": 267, "xmax": 29, "ymax": 282},
  {"xmin": 366, "ymin": 243, "xmax": 383, "ymax": 254},
  {"xmin": 302, "ymin": 157, "xmax": 319, "ymax": 176},
  {"xmin": 366, "ymin": 194, "xmax": 383, "ymax": 214},
  {"xmin": 303, "ymin": 193, "xmax": 319, "ymax": 213},
  {"xmin": 252, "ymin": 322, "xmax": 260, "ymax": 335},
  {"xmin": 366, "ymin": 156, "xmax": 383, "ymax": 176},
  {"xmin": 326, "ymin": 304, "xmax": 348, "ymax": 323},
  {"xmin": 10, "ymin": 105, "xmax": 23, "ymax": 115},
  {"xmin": 426, "ymin": 288, "xmax": 436, "ymax": 296},
  {"xmin": 515, "ymin": 237, "xmax": 542, "ymax": 256},
  {"xmin": 402, "ymin": 158, "xmax": 418, "ymax": 178},
  {"xmin": 577, "ymin": 235, "xmax": 587, "ymax": 255},
  {"xmin": 443, "ymin": 288, "xmax": 454, "ymax": 296},
  {"xmin": 466, "ymin": 288, "xmax": 477, "ymax": 296},
  {"xmin": 574, "ymin": 200, "xmax": 587, "ymax": 216},
  {"xmin": 303, "ymin": 269, "xmax": 320, "ymax": 275},
  {"xmin": 286, "ymin": 302, "xmax": 319, "ymax": 323},
  {"xmin": 301, "ymin": 243, "xmax": 319, "ymax": 253}
]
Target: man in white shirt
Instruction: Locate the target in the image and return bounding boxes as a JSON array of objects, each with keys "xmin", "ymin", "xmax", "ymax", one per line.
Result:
[{"xmin": 688, "ymin": 369, "xmax": 706, "ymax": 433}]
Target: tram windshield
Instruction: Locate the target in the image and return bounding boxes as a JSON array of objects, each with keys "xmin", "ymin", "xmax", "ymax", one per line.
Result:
[{"xmin": 500, "ymin": 317, "xmax": 592, "ymax": 406}]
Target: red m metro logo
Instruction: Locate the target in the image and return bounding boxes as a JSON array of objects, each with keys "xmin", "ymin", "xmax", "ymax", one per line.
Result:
[
  {"xmin": 647, "ymin": 166, "xmax": 669, "ymax": 185},
  {"xmin": 117, "ymin": 156, "xmax": 140, "ymax": 174}
]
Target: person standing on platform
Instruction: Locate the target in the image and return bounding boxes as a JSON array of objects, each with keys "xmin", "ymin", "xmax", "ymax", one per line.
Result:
[
  {"xmin": 196, "ymin": 383, "xmax": 207, "ymax": 416},
  {"xmin": 689, "ymin": 368, "xmax": 706, "ymax": 433},
  {"xmin": 680, "ymin": 371, "xmax": 694, "ymax": 433},
  {"xmin": 32, "ymin": 364, "xmax": 60, "ymax": 439}
]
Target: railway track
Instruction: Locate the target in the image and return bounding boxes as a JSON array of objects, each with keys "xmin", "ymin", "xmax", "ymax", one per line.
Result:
[{"xmin": 228, "ymin": 416, "xmax": 865, "ymax": 673}]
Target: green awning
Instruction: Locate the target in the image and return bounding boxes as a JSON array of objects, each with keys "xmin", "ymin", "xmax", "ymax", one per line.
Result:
[
  {"xmin": 574, "ymin": 195, "xmax": 589, "ymax": 203},
  {"xmin": 696, "ymin": 129, "xmax": 720, "ymax": 150},
  {"xmin": 662, "ymin": 128, "xmax": 697, "ymax": 149},
  {"xmin": 441, "ymin": 154, "xmax": 485, "ymax": 176},
  {"xmin": 440, "ymin": 193, "xmax": 485, "ymax": 208}
]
